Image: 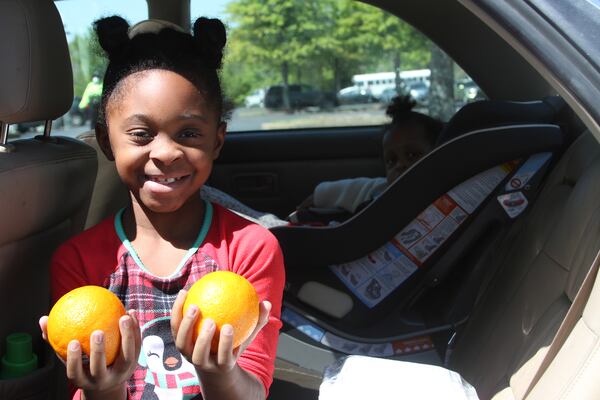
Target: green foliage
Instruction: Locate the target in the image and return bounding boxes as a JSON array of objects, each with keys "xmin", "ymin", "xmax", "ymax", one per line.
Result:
[
  {"xmin": 222, "ymin": 0, "xmax": 431, "ymax": 106},
  {"xmin": 68, "ymin": 27, "xmax": 107, "ymax": 98}
]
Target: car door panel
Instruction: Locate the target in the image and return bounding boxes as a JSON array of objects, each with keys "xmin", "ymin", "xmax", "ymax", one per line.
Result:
[{"xmin": 211, "ymin": 126, "xmax": 385, "ymax": 217}]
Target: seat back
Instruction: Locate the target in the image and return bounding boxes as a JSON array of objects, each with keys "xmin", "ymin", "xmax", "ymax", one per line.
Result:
[
  {"xmin": 78, "ymin": 132, "xmax": 129, "ymax": 228},
  {"xmin": 0, "ymin": 0, "xmax": 97, "ymax": 397},
  {"xmin": 449, "ymin": 131, "xmax": 600, "ymax": 399}
]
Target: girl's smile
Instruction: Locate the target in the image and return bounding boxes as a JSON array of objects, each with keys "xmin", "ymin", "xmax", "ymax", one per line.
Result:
[
  {"xmin": 98, "ymin": 69, "xmax": 225, "ymax": 214},
  {"xmin": 143, "ymin": 174, "xmax": 191, "ymax": 193}
]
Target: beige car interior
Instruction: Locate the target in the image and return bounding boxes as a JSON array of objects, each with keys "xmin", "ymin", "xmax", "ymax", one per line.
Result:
[
  {"xmin": 79, "ymin": 96, "xmax": 600, "ymax": 400},
  {"xmin": 2, "ymin": 0, "xmax": 600, "ymax": 399},
  {"xmin": 0, "ymin": 0, "xmax": 97, "ymax": 398}
]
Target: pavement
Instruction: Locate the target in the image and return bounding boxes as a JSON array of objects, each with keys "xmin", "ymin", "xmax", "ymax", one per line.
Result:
[{"xmin": 9, "ymin": 104, "xmax": 390, "ymax": 140}]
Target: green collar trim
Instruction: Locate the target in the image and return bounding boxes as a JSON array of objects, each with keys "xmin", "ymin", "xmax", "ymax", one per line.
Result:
[{"xmin": 114, "ymin": 200, "xmax": 213, "ymax": 279}]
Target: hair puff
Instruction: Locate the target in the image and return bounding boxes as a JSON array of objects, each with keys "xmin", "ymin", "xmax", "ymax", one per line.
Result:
[
  {"xmin": 386, "ymin": 95, "xmax": 417, "ymax": 122},
  {"xmin": 94, "ymin": 16, "xmax": 130, "ymax": 58},
  {"xmin": 193, "ymin": 17, "xmax": 227, "ymax": 69}
]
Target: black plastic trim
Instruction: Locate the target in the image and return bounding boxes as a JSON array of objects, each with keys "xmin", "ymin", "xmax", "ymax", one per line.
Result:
[{"xmin": 272, "ymin": 124, "xmax": 563, "ymax": 266}]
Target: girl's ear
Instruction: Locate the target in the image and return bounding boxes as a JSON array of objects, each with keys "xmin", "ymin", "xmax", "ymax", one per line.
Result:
[
  {"xmin": 212, "ymin": 122, "xmax": 226, "ymax": 160},
  {"xmin": 95, "ymin": 123, "xmax": 115, "ymax": 161}
]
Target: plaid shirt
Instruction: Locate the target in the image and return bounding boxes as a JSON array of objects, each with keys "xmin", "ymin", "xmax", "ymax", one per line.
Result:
[
  {"xmin": 108, "ymin": 251, "xmax": 221, "ymax": 399},
  {"xmin": 50, "ymin": 202, "xmax": 285, "ymax": 400}
]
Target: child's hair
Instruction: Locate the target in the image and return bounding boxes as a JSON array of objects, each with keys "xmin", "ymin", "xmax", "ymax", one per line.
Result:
[
  {"xmin": 385, "ymin": 95, "xmax": 443, "ymax": 145},
  {"xmin": 94, "ymin": 16, "xmax": 227, "ymax": 126}
]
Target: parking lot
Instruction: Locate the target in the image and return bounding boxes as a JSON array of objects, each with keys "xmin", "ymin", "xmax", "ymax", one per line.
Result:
[{"xmin": 10, "ymin": 104, "xmax": 394, "ymax": 140}]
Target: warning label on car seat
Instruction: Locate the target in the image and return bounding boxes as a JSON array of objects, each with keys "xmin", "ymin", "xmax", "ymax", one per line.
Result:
[{"xmin": 331, "ymin": 163, "xmax": 513, "ymax": 308}]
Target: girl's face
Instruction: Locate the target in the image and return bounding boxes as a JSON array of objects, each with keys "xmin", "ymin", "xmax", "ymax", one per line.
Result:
[
  {"xmin": 382, "ymin": 122, "xmax": 433, "ymax": 185},
  {"xmin": 98, "ymin": 69, "xmax": 225, "ymax": 214}
]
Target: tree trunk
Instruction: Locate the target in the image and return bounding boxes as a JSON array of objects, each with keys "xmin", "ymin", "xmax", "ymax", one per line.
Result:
[
  {"xmin": 428, "ymin": 44, "xmax": 455, "ymax": 121},
  {"xmin": 281, "ymin": 62, "xmax": 291, "ymax": 111},
  {"xmin": 333, "ymin": 57, "xmax": 340, "ymax": 92},
  {"xmin": 393, "ymin": 51, "xmax": 402, "ymax": 93}
]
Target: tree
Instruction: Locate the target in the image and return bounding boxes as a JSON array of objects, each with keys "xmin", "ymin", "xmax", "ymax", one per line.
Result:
[
  {"xmin": 223, "ymin": 0, "xmax": 432, "ymax": 107},
  {"xmin": 227, "ymin": 0, "xmax": 327, "ymax": 110},
  {"xmin": 428, "ymin": 44, "xmax": 455, "ymax": 121},
  {"xmin": 358, "ymin": 7, "xmax": 429, "ymax": 92},
  {"xmin": 68, "ymin": 27, "xmax": 107, "ymax": 98}
]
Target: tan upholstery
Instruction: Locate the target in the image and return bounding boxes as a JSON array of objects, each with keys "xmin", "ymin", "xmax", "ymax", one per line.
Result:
[
  {"xmin": 450, "ymin": 132, "xmax": 600, "ymax": 399},
  {"xmin": 0, "ymin": 136, "xmax": 97, "ymax": 366},
  {"xmin": 79, "ymin": 125, "xmax": 600, "ymax": 400},
  {"xmin": 0, "ymin": 0, "xmax": 97, "ymax": 398},
  {"xmin": 0, "ymin": 0, "xmax": 72, "ymax": 123},
  {"xmin": 78, "ymin": 131, "xmax": 129, "ymax": 229},
  {"xmin": 525, "ymin": 265, "xmax": 600, "ymax": 400}
]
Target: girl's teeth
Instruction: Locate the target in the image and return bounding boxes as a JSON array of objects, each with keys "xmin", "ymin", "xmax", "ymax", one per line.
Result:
[{"xmin": 152, "ymin": 177, "xmax": 179, "ymax": 184}]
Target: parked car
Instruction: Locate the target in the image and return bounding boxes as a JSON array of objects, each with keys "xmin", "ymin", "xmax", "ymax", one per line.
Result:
[
  {"xmin": 15, "ymin": 120, "xmax": 44, "ymax": 133},
  {"xmin": 4, "ymin": 1, "xmax": 600, "ymax": 400},
  {"xmin": 407, "ymin": 81, "xmax": 429, "ymax": 105},
  {"xmin": 264, "ymin": 84, "xmax": 337, "ymax": 110},
  {"xmin": 378, "ymin": 87, "xmax": 410, "ymax": 104},
  {"xmin": 337, "ymin": 86, "xmax": 377, "ymax": 105},
  {"xmin": 244, "ymin": 88, "xmax": 266, "ymax": 108},
  {"xmin": 456, "ymin": 79, "xmax": 485, "ymax": 104}
]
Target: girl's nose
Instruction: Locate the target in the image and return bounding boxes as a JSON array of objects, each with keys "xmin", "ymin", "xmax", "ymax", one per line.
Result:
[{"xmin": 149, "ymin": 134, "xmax": 183, "ymax": 165}]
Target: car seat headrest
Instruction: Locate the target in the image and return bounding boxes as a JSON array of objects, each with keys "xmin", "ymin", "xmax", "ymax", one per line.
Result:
[
  {"xmin": 0, "ymin": 0, "xmax": 73, "ymax": 124},
  {"xmin": 128, "ymin": 19, "xmax": 185, "ymax": 37},
  {"xmin": 436, "ymin": 96, "xmax": 566, "ymax": 145}
]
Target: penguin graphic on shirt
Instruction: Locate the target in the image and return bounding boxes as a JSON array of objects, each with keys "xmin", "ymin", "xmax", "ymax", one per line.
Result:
[{"xmin": 138, "ymin": 317, "xmax": 200, "ymax": 399}]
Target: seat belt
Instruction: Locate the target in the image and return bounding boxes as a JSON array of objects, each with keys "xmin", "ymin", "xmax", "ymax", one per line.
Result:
[{"xmin": 523, "ymin": 246, "xmax": 600, "ymax": 398}]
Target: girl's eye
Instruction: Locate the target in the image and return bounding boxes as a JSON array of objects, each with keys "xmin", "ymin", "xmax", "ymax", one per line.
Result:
[
  {"xmin": 385, "ymin": 157, "xmax": 396, "ymax": 167},
  {"xmin": 129, "ymin": 130, "xmax": 152, "ymax": 140},
  {"xmin": 180, "ymin": 129, "xmax": 201, "ymax": 139}
]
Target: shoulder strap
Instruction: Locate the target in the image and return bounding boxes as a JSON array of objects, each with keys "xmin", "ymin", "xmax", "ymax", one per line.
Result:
[{"xmin": 523, "ymin": 247, "xmax": 600, "ymax": 398}]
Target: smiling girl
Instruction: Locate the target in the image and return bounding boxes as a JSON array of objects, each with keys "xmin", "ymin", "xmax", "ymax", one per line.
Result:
[{"xmin": 39, "ymin": 16, "xmax": 284, "ymax": 400}]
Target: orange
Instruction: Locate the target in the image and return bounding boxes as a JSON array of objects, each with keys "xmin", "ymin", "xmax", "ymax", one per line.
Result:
[
  {"xmin": 183, "ymin": 271, "xmax": 259, "ymax": 353},
  {"xmin": 47, "ymin": 285, "xmax": 126, "ymax": 366}
]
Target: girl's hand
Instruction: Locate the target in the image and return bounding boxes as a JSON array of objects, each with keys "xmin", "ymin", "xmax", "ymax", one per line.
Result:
[
  {"xmin": 39, "ymin": 311, "xmax": 141, "ymax": 398},
  {"xmin": 170, "ymin": 289, "xmax": 271, "ymax": 375}
]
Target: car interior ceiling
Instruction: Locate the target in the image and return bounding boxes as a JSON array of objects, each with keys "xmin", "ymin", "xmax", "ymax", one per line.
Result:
[{"xmin": 2, "ymin": 0, "xmax": 600, "ymax": 399}]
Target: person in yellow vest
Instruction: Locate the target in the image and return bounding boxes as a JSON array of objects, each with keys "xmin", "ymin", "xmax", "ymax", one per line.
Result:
[{"xmin": 78, "ymin": 72, "xmax": 103, "ymax": 128}]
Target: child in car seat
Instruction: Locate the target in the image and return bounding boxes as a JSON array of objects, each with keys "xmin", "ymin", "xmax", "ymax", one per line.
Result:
[
  {"xmin": 293, "ymin": 96, "xmax": 443, "ymax": 221},
  {"xmin": 38, "ymin": 17, "xmax": 284, "ymax": 400}
]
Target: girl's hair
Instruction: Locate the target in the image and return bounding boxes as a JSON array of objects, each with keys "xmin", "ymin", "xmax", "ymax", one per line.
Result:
[
  {"xmin": 385, "ymin": 95, "xmax": 443, "ymax": 145},
  {"xmin": 94, "ymin": 16, "xmax": 227, "ymax": 126}
]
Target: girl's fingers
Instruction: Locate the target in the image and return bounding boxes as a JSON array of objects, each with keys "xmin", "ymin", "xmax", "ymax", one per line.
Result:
[
  {"xmin": 116, "ymin": 315, "xmax": 137, "ymax": 371},
  {"xmin": 192, "ymin": 319, "xmax": 216, "ymax": 366},
  {"xmin": 39, "ymin": 316, "xmax": 48, "ymax": 341},
  {"xmin": 258, "ymin": 301, "xmax": 272, "ymax": 331},
  {"xmin": 217, "ymin": 324, "xmax": 235, "ymax": 368},
  {"xmin": 128, "ymin": 311, "xmax": 142, "ymax": 361},
  {"xmin": 88, "ymin": 330, "xmax": 108, "ymax": 380},
  {"xmin": 247, "ymin": 301, "xmax": 272, "ymax": 345},
  {"xmin": 66, "ymin": 340, "xmax": 90, "ymax": 387},
  {"xmin": 234, "ymin": 301, "xmax": 272, "ymax": 358},
  {"xmin": 170, "ymin": 290, "xmax": 187, "ymax": 340},
  {"xmin": 174, "ymin": 304, "xmax": 199, "ymax": 357}
]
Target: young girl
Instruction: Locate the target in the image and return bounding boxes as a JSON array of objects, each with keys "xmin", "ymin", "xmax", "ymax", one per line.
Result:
[
  {"xmin": 39, "ymin": 16, "xmax": 284, "ymax": 400},
  {"xmin": 292, "ymin": 96, "xmax": 443, "ymax": 222}
]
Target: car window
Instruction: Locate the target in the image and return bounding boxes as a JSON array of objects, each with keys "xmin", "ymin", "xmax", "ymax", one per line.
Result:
[
  {"xmin": 10, "ymin": 0, "xmax": 148, "ymax": 140},
  {"xmin": 11, "ymin": 0, "xmax": 485, "ymax": 139},
  {"xmin": 191, "ymin": 0, "xmax": 485, "ymax": 132}
]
